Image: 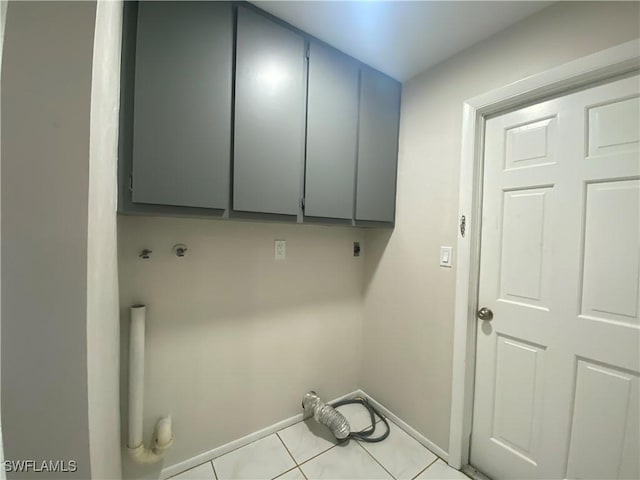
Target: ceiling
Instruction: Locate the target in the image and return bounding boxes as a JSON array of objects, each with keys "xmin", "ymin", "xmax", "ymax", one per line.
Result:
[{"xmin": 251, "ymin": 1, "xmax": 552, "ymax": 82}]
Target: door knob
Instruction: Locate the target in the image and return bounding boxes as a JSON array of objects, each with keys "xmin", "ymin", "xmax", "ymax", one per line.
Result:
[{"xmin": 477, "ymin": 307, "xmax": 493, "ymax": 321}]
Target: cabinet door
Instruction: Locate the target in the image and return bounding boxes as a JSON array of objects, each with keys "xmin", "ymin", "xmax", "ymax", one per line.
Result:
[
  {"xmin": 355, "ymin": 68, "xmax": 401, "ymax": 222},
  {"xmin": 132, "ymin": 1, "xmax": 232, "ymax": 209},
  {"xmin": 233, "ymin": 7, "xmax": 306, "ymax": 215},
  {"xmin": 305, "ymin": 42, "xmax": 359, "ymax": 219}
]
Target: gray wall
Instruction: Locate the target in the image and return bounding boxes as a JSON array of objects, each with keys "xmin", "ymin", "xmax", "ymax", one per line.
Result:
[
  {"xmin": 362, "ymin": 1, "xmax": 640, "ymax": 454},
  {"xmin": 118, "ymin": 217, "xmax": 364, "ymax": 477},
  {"xmin": 0, "ymin": 0, "xmax": 8, "ymax": 475},
  {"xmin": 1, "ymin": 1, "xmax": 121, "ymax": 478}
]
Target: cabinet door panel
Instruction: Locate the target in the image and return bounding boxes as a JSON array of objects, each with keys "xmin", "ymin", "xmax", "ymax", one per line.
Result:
[
  {"xmin": 132, "ymin": 1, "xmax": 232, "ymax": 209},
  {"xmin": 305, "ymin": 42, "xmax": 359, "ymax": 220},
  {"xmin": 356, "ymin": 68, "xmax": 401, "ymax": 222},
  {"xmin": 233, "ymin": 7, "xmax": 306, "ymax": 216}
]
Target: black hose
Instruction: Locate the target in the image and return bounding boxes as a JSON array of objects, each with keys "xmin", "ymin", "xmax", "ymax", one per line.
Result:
[{"xmin": 331, "ymin": 397, "xmax": 390, "ymax": 443}]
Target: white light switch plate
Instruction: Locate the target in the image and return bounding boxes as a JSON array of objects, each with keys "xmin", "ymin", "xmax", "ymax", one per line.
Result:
[
  {"xmin": 274, "ymin": 240, "xmax": 286, "ymax": 260},
  {"xmin": 440, "ymin": 246, "xmax": 453, "ymax": 268}
]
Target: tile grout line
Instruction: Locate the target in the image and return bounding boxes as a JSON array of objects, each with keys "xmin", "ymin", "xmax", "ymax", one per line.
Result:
[
  {"xmin": 210, "ymin": 460, "xmax": 218, "ymax": 480},
  {"xmin": 276, "ymin": 432, "xmax": 299, "ymax": 466},
  {"xmin": 212, "ymin": 433, "xmax": 299, "ymax": 480},
  {"xmin": 357, "ymin": 415, "xmax": 438, "ymax": 480},
  {"xmin": 354, "ymin": 440, "xmax": 397, "ymax": 480},
  {"xmin": 410, "ymin": 457, "xmax": 439, "ymax": 480},
  {"xmin": 270, "ymin": 465, "xmax": 302, "ymax": 480},
  {"xmin": 208, "ymin": 425, "xmax": 312, "ymax": 472},
  {"xmin": 275, "ymin": 432, "xmax": 304, "ymax": 480},
  {"xmin": 274, "ymin": 432, "xmax": 310, "ymax": 479},
  {"xmin": 296, "ymin": 442, "xmax": 339, "ymax": 468}
]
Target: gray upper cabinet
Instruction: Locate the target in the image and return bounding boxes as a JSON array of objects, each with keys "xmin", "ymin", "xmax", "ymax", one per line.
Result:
[
  {"xmin": 131, "ymin": 1, "xmax": 233, "ymax": 210},
  {"xmin": 121, "ymin": 2, "xmax": 400, "ymax": 226},
  {"xmin": 305, "ymin": 42, "xmax": 359, "ymax": 220},
  {"xmin": 355, "ymin": 67, "xmax": 401, "ymax": 223},
  {"xmin": 233, "ymin": 7, "xmax": 307, "ymax": 216}
]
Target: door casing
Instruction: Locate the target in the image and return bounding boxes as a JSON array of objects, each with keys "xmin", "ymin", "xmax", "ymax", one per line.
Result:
[{"xmin": 448, "ymin": 39, "xmax": 640, "ymax": 472}]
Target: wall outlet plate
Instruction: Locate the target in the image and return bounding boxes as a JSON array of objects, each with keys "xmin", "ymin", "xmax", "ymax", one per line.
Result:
[{"xmin": 274, "ymin": 240, "xmax": 286, "ymax": 260}]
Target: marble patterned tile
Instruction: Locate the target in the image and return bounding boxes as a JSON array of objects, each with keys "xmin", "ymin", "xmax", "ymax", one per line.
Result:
[
  {"xmin": 277, "ymin": 419, "xmax": 338, "ymax": 463},
  {"xmin": 415, "ymin": 459, "xmax": 469, "ymax": 479},
  {"xmin": 300, "ymin": 441, "xmax": 392, "ymax": 480},
  {"xmin": 358, "ymin": 421, "xmax": 437, "ymax": 479},
  {"xmin": 170, "ymin": 462, "xmax": 216, "ymax": 480},
  {"xmin": 213, "ymin": 434, "xmax": 295, "ymax": 480},
  {"xmin": 274, "ymin": 467, "xmax": 306, "ymax": 479}
]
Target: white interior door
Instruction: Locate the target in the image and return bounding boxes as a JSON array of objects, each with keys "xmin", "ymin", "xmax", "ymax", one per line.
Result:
[{"xmin": 470, "ymin": 74, "xmax": 640, "ymax": 479}]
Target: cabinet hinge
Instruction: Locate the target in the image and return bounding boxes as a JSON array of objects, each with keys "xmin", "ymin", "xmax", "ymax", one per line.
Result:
[
  {"xmin": 300, "ymin": 197, "xmax": 305, "ymax": 211},
  {"xmin": 129, "ymin": 175, "xmax": 133, "ymax": 192}
]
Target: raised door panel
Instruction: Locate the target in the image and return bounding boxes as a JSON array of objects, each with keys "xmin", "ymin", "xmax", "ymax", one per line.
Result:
[
  {"xmin": 567, "ymin": 360, "xmax": 639, "ymax": 479},
  {"xmin": 505, "ymin": 117, "xmax": 557, "ymax": 170},
  {"xmin": 580, "ymin": 180, "xmax": 639, "ymax": 325},
  {"xmin": 233, "ymin": 7, "xmax": 306, "ymax": 215},
  {"xmin": 587, "ymin": 96, "xmax": 640, "ymax": 158},
  {"xmin": 305, "ymin": 42, "xmax": 359, "ymax": 220},
  {"xmin": 132, "ymin": 1, "xmax": 232, "ymax": 209},
  {"xmin": 355, "ymin": 67, "xmax": 401, "ymax": 223},
  {"xmin": 499, "ymin": 188, "xmax": 552, "ymax": 309},
  {"xmin": 491, "ymin": 335, "xmax": 546, "ymax": 463}
]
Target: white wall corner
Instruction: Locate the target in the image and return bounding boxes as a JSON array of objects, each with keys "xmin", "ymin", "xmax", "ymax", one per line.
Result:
[{"xmin": 86, "ymin": 0, "xmax": 124, "ymax": 478}]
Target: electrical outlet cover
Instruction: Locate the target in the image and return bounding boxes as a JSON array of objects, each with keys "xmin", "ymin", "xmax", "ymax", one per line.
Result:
[{"xmin": 274, "ymin": 240, "xmax": 286, "ymax": 260}]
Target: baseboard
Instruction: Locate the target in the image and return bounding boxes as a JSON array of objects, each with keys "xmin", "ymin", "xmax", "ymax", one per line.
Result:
[
  {"xmin": 161, "ymin": 389, "xmax": 449, "ymax": 478},
  {"xmin": 358, "ymin": 389, "xmax": 449, "ymax": 461},
  {"xmin": 160, "ymin": 390, "xmax": 361, "ymax": 479},
  {"xmin": 461, "ymin": 464, "xmax": 491, "ymax": 480}
]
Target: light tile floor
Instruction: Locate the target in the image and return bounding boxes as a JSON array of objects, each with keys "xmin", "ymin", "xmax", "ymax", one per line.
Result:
[{"xmin": 171, "ymin": 405, "xmax": 470, "ymax": 480}]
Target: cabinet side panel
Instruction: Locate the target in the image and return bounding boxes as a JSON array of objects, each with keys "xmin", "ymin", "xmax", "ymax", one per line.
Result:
[{"xmin": 356, "ymin": 68, "xmax": 401, "ymax": 222}]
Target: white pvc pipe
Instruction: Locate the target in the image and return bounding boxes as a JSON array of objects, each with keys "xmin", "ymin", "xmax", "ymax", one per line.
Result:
[
  {"xmin": 128, "ymin": 305, "xmax": 146, "ymax": 449},
  {"xmin": 128, "ymin": 305, "xmax": 173, "ymax": 464},
  {"xmin": 156, "ymin": 415, "xmax": 172, "ymax": 446}
]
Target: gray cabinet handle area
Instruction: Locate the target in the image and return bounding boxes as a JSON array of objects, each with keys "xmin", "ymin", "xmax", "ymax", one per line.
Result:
[
  {"xmin": 233, "ymin": 6, "xmax": 306, "ymax": 216},
  {"xmin": 305, "ymin": 41, "xmax": 359, "ymax": 220}
]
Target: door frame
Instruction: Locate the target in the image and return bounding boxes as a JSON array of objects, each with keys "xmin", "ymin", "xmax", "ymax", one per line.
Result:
[{"xmin": 448, "ymin": 39, "xmax": 640, "ymax": 471}]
